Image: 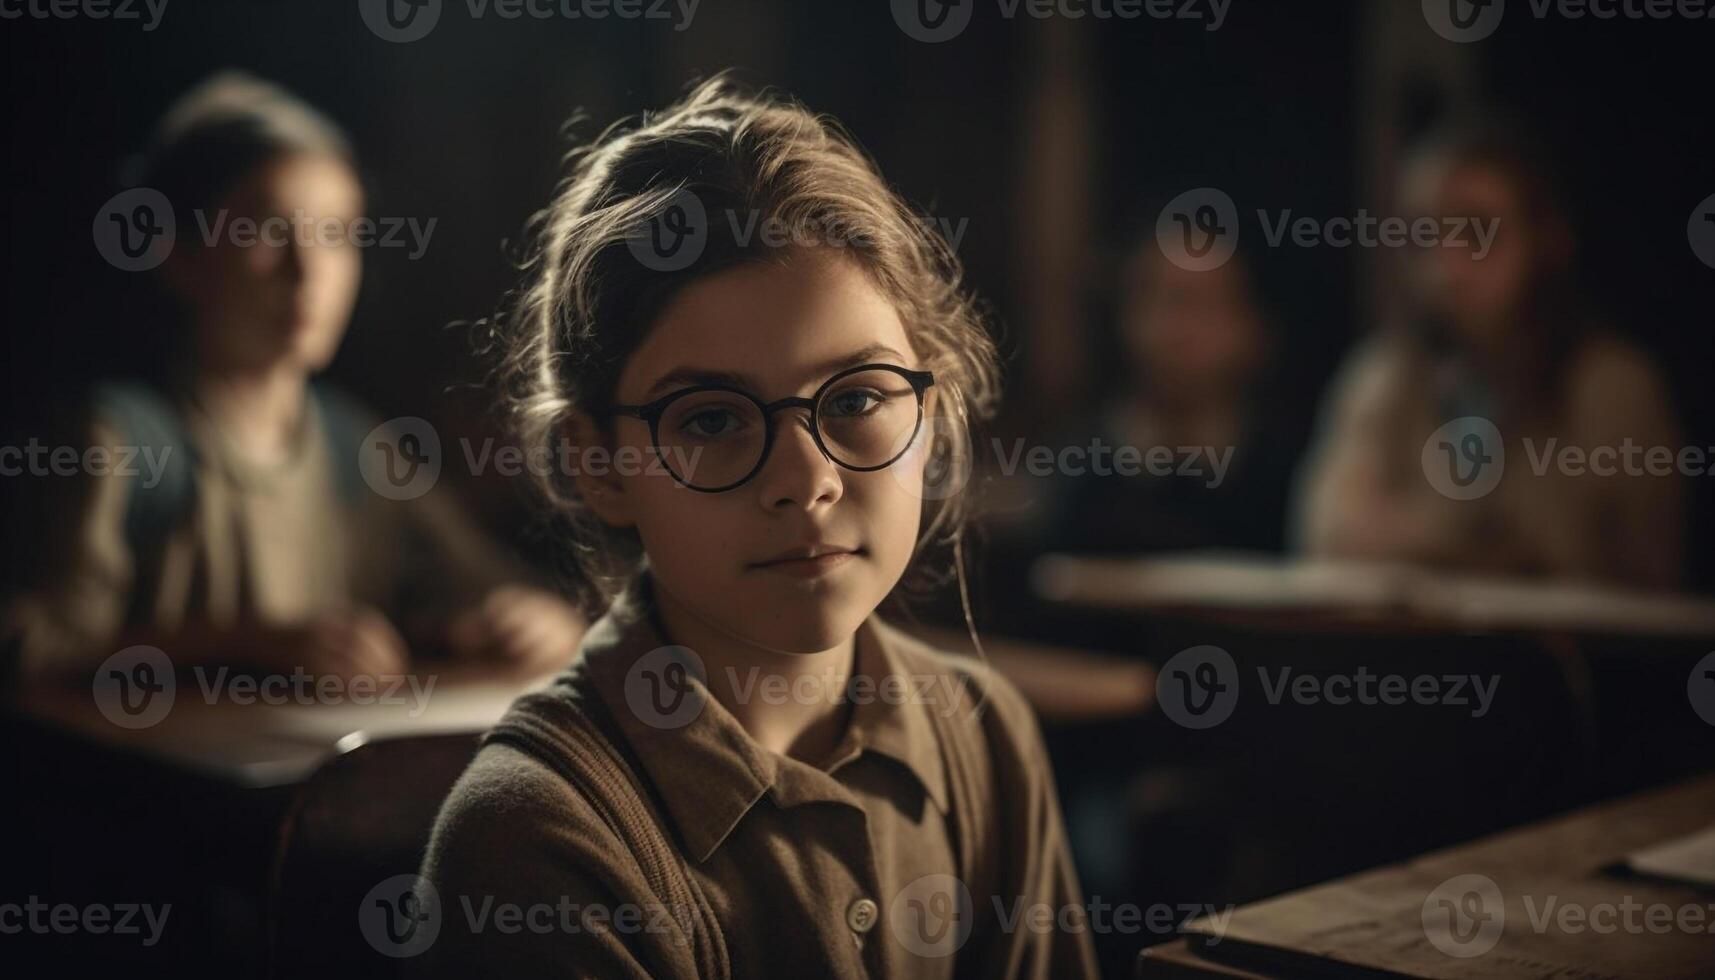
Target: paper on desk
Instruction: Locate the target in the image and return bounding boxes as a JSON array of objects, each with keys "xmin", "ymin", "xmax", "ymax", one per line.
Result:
[
  {"xmin": 259, "ymin": 671, "xmax": 552, "ymax": 744},
  {"xmin": 1626, "ymin": 824, "xmax": 1715, "ymax": 888},
  {"xmin": 1032, "ymin": 552, "xmax": 1415, "ymax": 610}
]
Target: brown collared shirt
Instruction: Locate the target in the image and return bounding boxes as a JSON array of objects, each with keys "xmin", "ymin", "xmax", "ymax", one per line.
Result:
[{"xmin": 418, "ymin": 575, "xmax": 1099, "ymax": 978}]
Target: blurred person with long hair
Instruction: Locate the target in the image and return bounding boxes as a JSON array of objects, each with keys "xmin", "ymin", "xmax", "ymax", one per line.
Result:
[{"xmin": 1294, "ymin": 117, "xmax": 1685, "ymax": 588}]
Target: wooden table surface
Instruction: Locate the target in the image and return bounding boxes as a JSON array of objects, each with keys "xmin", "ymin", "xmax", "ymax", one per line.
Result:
[
  {"xmin": 1140, "ymin": 772, "xmax": 1715, "ymax": 978},
  {"xmin": 5, "ymin": 660, "xmax": 556, "ymax": 787},
  {"xmin": 1035, "ymin": 552, "xmax": 1715, "ymax": 639}
]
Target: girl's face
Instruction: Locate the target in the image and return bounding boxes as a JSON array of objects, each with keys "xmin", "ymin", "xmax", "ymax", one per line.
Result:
[
  {"xmin": 170, "ymin": 152, "xmax": 364, "ymax": 375},
  {"xmin": 590, "ymin": 249, "xmax": 929, "ymax": 655}
]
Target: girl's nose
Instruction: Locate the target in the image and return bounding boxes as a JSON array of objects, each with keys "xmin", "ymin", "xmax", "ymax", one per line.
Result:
[{"xmin": 754, "ymin": 409, "xmax": 844, "ymax": 512}]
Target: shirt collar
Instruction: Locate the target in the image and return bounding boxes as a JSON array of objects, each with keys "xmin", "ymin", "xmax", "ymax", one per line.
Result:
[
  {"xmin": 181, "ymin": 386, "xmax": 325, "ymax": 492},
  {"xmin": 833, "ymin": 615, "xmax": 953, "ymax": 816},
  {"xmin": 578, "ymin": 571, "xmax": 951, "ymax": 863}
]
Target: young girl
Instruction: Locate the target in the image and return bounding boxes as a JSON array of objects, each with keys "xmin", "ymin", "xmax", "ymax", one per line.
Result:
[
  {"xmin": 5, "ymin": 72, "xmax": 583, "ymax": 680},
  {"xmin": 418, "ymin": 80, "xmax": 1098, "ymax": 977}
]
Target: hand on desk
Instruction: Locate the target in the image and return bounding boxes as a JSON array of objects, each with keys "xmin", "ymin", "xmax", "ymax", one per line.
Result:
[
  {"xmin": 446, "ymin": 585, "xmax": 586, "ymax": 673},
  {"xmin": 23, "ymin": 591, "xmax": 582, "ymax": 685},
  {"xmin": 256, "ymin": 605, "xmax": 410, "ymax": 680}
]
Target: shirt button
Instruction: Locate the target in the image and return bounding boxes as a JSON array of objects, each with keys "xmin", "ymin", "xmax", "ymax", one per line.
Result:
[{"xmin": 846, "ymin": 898, "xmax": 879, "ymax": 934}]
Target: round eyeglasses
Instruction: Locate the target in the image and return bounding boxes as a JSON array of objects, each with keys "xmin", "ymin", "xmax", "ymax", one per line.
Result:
[{"xmin": 607, "ymin": 364, "xmax": 935, "ymax": 492}]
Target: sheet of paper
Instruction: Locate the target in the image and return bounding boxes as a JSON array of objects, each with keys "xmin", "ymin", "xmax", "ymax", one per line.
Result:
[{"xmin": 1626, "ymin": 824, "xmax": 1715, "ymax": 888}]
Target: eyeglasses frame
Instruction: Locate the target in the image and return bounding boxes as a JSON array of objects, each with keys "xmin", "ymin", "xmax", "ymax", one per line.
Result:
[{"xmin": 607, "ymin": 363, "xmax": 936, "ymax": 493}]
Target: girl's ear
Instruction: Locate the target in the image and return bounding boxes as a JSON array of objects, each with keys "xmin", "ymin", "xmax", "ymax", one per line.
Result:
[{"xmin": 567, "ymin": 412, "xmax": 636, "ymax": 527}]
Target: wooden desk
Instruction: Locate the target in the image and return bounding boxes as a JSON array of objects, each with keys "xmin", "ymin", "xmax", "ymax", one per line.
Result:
[
  {"xmin": 1034, "ymin": 552, "xmax": 1715, "ymax": 638},
  {"xmin": 5, "ymin": 661, "xmax": 554, "ymax": 787},
  {"xmin": 1140, "ymin": 773, "xmax": 1715, "ymax": 978},
  {"xmin": 1029, "ymin": 549, "xmax": 1715, "ymax": 810},
  {"xmin": 2, "ymin": 663, "xmax": 555, "ymax": 975}
]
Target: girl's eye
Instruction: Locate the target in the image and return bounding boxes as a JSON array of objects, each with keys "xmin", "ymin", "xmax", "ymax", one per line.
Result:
[
  {"xmin": 680, "ymin": 408, "xmax": 747, "ymax": 438},
  {"xmin": 823, "ymin": 388, "xmax": 885, "ymax": 418}
]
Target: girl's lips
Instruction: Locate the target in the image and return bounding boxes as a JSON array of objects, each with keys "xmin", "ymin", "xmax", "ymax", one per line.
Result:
[{"xmin": 749, "ymin": 550, "xmax": 862, "ymax": 578}]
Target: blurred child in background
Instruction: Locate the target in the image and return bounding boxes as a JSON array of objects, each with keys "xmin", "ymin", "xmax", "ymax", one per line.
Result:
[
  {"xmin": 4, "ymin": 73, "xmax": 584, "ymax": 681},
  {"xmin": 1294, "ymin": 117, "xmax": 1685, "ymax": 588},
  {"xmin": 1044, "ymin": 243, "xmax": 1296, "ymax": 555}
]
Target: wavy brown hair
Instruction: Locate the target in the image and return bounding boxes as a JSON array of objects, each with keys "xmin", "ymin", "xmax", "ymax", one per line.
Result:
[{"xmin": 492, "ymin": 76, "xmax": 1001, "ymax": 616}]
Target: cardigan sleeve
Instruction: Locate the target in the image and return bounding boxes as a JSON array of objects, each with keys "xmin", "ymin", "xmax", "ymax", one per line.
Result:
[
  {"xmin": 4, "ymin": 418, "xmax": 139, "ymax": 679},
  {"xmin": 413, "ymin": 741, "xmax": 701, "ymax": 979}
]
